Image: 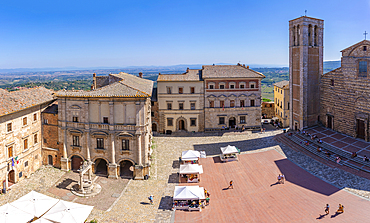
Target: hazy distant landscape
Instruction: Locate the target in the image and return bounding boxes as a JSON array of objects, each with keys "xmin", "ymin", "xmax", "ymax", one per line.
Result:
[{"xmin": 0, "ymin": 61, "xmax": 341, "ymax": 100}]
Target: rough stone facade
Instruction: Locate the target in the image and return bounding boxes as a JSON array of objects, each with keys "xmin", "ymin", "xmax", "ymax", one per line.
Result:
[
  {"xmin": 56, "ymin": 73, "xmax": 153, "ymax": 180},
  {"xmin": 261, "ymin": 102, "xmax": 274, "ymax": 119},
  {"xmin": 289, "ymin": 16, "xmax": 324, "ymax": 130},
  {"xmin": 150, "ymin": 88, "xmax": 160, "ymax": 133},
  {"xmin": 320, "ymin": 40, "xmax": 370, "ymax": 141},
  {"xmin": 42, "ymin": 103, "xmax": 62, "ymax": 168}
]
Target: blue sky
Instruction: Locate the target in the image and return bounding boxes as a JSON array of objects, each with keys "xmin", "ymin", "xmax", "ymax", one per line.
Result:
[{"xmin": 1, "ymin": 0, "xmax": 369, "ymax": 69}]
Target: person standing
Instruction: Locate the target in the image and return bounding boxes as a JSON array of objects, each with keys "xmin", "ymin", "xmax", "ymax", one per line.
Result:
[
  {"xmin": 337, "ymin": 204, "xmax": 344, "ymax": 213},
  {"xmin": 325, "ymin": 204, "xmax": 330, "ymax": 215},
  {"xmin": 228, "ymin": 180, "xmax": 234, "ymax": 189},
  {"xmin": 277, "ymin": 174, "xmax": 282, "ymax": 184},
  {"xmin": 281, "ymin": 174, "xmax": 285, "ymax": 184},
  {"xmin": 148, "ymin": 195, "xmax": 154, "ymax": 205}
]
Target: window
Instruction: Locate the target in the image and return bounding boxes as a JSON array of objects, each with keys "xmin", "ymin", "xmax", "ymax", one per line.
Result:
[
  {"xmin": 33, "ymin": 113, "xmax": 37, "ymax": 121},
  {"xmin": 34, "ymin": 133, "xmax": 38, "ymax": 144},
  {"xmin": 190, "ymin": 87, "xmax": 195, "ymax": 94},
  {"xmin": 73, "ymin": 116, "xmax": 79, "ymax": 122},
  {"xmin": 8, "ymin": 146, "xmax": 13, "ymax": 158},
  {"xmin": 250, "ymin": 84, "xmax": 255, "ymax": 88},
  {"xmin": 97, "ymin": 138, "xmax": 104, "ymax": 149},
  {"xmin": 364, "ymin": 46, "xmax": 367, "ymax": 51},
  {"xmin": 331, "ymin": 79, "xmax": 334, "ymax": 86},
  {"xmin": 23, "ymin": 117, "xmax": 27, "ymax": 126},
  {"xmin": 178, "ymin": 87, "xmax": 183, "ymax": 94},
  {"xmin": 359, "ymin": 61, "xmax": 367, "ymax": 77},
  {"xmin": 73, "ymin": 135, "xmax": 80, "ymax": 146},
  {"xmin": 240, "ymin": 84, "xmax": 245, "ymax": 89},
  {"xmin": 210, "ymin": 101, "xmax": 214, "ymax": 108},
  {"xmin": 240, "ymin": 100, "xmax": 245, "ymax": 107},
  {"xmin": 220, "ymin": 100, "xmax": 225, "ymax": 108},
  {"xmin": 103, "ymin": 117, "xmax": 109, "ymax": 124},
  {"xmin": 190, "ymin": 118, "xmax": 196, "ymax": 126},
  {"xmin": 7, "ymin": 123, "xmax": 12, "ymax": 132},
  {"xmin": 219, "ymin": 84, "xmax": 225, "ymax": 89},
  {"xmin": 44, "ymin": 119, "xmax": 48, "ymax": 124},
  {"xmin": 25, "ymin": 161, "xmax": 28, "ymax": 167},
  {"xmin": 270, "ymin": 104, "xmax": 273, "ymax": 107},
  {"xmin": 250, "ymin": 100, "xmax": 255, "ymax": 107},
  {"xmin": 209, "ymin": 85, "xmax": 214, "ymax": 89},
  {"xmin": 230, "ymin": 84, "xmax": 235, "ymax": 89},
  {"xmin": 44, "ymin": 138, "xmax": 47, "ymax": 143},
  {"xmin": 287, "ymin": 102, "xmax": 290, "ymax": 110},
  {"xmin": 167, "ymin": 103, "xmax": 172, "ymax": 110},
  {"xmin": 167, "ymin": 118, "xmax": 173, "ymax": 126},
  {"xmin": 122, "ymin": 139, "xmax": 129, "ymax": 150},
  {"xmin": 24, "ymin": 139, "xmax": 28, "ymax": 150},
  {"xmin": 190, "ymin": 103, "xmax": 196, "ymax": 110},
  {"xmin": 167, "ymin": 87, "xmax": 172, "ymax": 94},
  {"xmin": 230, "ymin": 100, "xmax": 235, "ymax": 107},
  {"xmin": 151, "ymin": 112, "xmax": 154, "ymax": 117},
  {"xmin": 179, "ymin": 103, "xmax": 184, "ymax": 110},
  {"xmin": 240, "ymin": 116, "xmax": 246, "ymax": 123},
  {"xmin": 219, "ymin": 117, "xmax": 225, "ymax": 125}
]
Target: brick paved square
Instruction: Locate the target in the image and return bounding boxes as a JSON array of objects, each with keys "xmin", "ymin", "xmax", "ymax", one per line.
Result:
[
  {"xmin": 321, "ymin": 130, "xmax": 336, "ymax": 136},
  {"xmin": 321, "ymin": 137, "xmax": 336, "ymax": 143},
  {"xmin": 341, "ymin": 137, "xmax": 358, "ymax": 144},
  {"xmin": 353, "ymin": 141, "xmax": 370, "ymax": 149},
  {"xmin": 342, "ymin": 145, "xmax": 362, "ymax": 153},
  {"xmin": 331, "ymin": 133, "xmax": 347, "ymax": 140},
  {"xmin": 331, "ymin": 141, "xmax": 349, "ymax": 149}
]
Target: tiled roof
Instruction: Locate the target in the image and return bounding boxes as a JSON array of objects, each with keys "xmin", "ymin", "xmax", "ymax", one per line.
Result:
[
  {"xmin": 42, "ymin": 103, "xmax": 58, "ymax": 114},
  {"xmin": 56, "ymin": 72, "xmax": 153, "ymax": 98},
  {"xmin": 157, "ymin": 69, "xmax": 202, "ymax": 81},
  {"xmin": 341, "ymin": 40, "xmax": 370, "ymax": 53},
  {"xmin": 273, "ymin": 80, "xmax": 289, "ymax": 89},
  {"xmin": 0, "ymin": 87, "xmax": 55, "ymax": 117},
  {"xmin": 201, "ymin": 65, "xmax": 265, "ymax": 79}
]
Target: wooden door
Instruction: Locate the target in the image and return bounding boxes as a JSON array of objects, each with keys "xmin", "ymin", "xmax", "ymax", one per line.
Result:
[
  {"xmin": 357, "ymin": 119, "xmax": 365, "ymax": 139},
  {"xmin": 327, "ymin": 116, "xmax": 333, "ymax": 129}
]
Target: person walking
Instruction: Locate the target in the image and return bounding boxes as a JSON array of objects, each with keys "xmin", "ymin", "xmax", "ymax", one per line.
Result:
[
  {"xmin": 337, "ymin": 204, "xmax": 344, "ymax": 213},
  {"xmin": 228, "ymin": 180, "xmax": 234, "ymax": 189},
  {"xmin": 281, "ymin": 174, "xmax": 285, "ymax": 184},
  {"xmin": 325, "ymin": 204, "xmax": 330, "ymax": 215},
  {"xmin": 277, "ymin": 174, "xmax": 282, "ymax": 184},
  {"xmin": 148, "ymin": 195, "xmax": 154, "ymax": 205}
]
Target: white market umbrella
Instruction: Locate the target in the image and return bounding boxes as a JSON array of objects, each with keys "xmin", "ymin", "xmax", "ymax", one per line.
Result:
[
  {"xmin": 10, "ymin": 191, "xmax": 59, "ymax": 218},
  {"xmin": 173, "ymin": 186, "xmax": 205, "ymax": 200},
  {"xmin": 33, "ymin": 218, "xmax": 54, "ymax": 223},
  {"xmin": 42, "ymin": 200, "xmax": 93, "ymax": 223},
  {"xmin": 220, "ymin": 145, "xmax": 239, "ymax": 155},
  {"xmin": 179, "ymin": 164, "xmax": 203, "ymax": 174},
  {"xmin": 0, "ymin": 203, "xmax": 34, "ymax": 223},
  {"xmin": 181, "ymin": 150, "xmax": 200, "ymax": 161}
]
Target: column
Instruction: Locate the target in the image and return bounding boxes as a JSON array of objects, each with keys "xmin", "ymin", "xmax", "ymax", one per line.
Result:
[
  {"xmin": 86, "ymin": 133, "xmax": 91, "ymax": 161},
  {"xmin": 108, "ymin": 134, "xmax": 118, "ymax": 179},
  {"xmin": 60, "ymin": 99, "xmax": 69, "ymax": 171},
  {"xmin": 134, "ymin": 133, "xmax": 144, "ymax": 179}
]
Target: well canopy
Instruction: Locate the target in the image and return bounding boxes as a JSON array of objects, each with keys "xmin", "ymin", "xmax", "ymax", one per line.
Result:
[
  {"xmin": 10, "ymin": 190, "xmax": 59, "ymax": 218},
  {"xmin": 0, "ymin": 203, "xmax": 34, "ymax": 223},
  {"xmin": 173, "ymin": 186, "xmax": 205, "ymax": 200},
  {"xmin": 181, "ymin": 150, "xmax": 201, "ymax": 161},
  {"xmin": 179, "ymin": 164, "xmax": 203, "ymax": 174},
  {"xmin": 42, "ymin": 200, "xmax": 93, "ymax": 223},
  {"xmin": 220, "ymin": 145, "xmax": 239, "ymax": 155}
]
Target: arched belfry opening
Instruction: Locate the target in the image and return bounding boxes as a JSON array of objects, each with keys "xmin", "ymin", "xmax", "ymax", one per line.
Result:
[
  {"xmin": 297, "ymin": 25, "xmax": 300, "ymax": 46},
  {"xmin": 308, "ymin": 24, "xmax": 312, "ymax": 46},
  {"xmin": 314, "ymin": 25, "xmax": 318, "ymax": 46}
]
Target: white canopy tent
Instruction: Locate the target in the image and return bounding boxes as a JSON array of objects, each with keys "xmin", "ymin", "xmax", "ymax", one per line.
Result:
[
  {"xmin": 220, "ymin": 145, "xmax": 239, "ymax": 155},
  {"xmin": 179, "ymin": 164, "xmax": 203, "ymax": 174},
  {"xmin": 10, "ymin": 191, "xmax": 59, "ymax": 218},
  {"xmin": 181, "ymin": 150, "xmax": 201, "ymax": 161},
  {"xmin": 173, "ymin": 186, "xmax": 205, "ymax": 200},
  {"xmin": 42, "ymin": 200, "xmax": 93, "ymax": 223},
  {"xmin": 0, "ymin": 203, "xmax": 34, "ymax": 223}
]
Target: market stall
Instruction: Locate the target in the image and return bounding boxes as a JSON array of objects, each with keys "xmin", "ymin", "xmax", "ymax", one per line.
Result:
[
  {"xmin": 179, "ymin": 164, "xmax": 203, "ymax": 183},
  {"xmin": 220, "ymin": 145, "xmax": 239, "ymax": 162},
  {"xmin": 173, "ymin": 186, "xmax": 206, "ymax": 211},
  {"xmin": 181, "ymin": 150, "xmax": 201, "ymax": 164}
]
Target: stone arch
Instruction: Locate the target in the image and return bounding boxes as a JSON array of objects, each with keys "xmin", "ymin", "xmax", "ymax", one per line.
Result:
[
  {"xmin": 227, "ymin": 115, "xmax": 237, "ymax": 128},
  {"xmin": 297, "ymin": 25, "xmax": 300, "ymax": 46},
  {"xmin": 117, "ymin": 159, "xmax": 135, "ymax": 179},
  {"xmin": 176, "ymin": 116, "xmax": 187, "ymax": 131},
  {"xmin": 93, "ymin": 157, "xmax": 109, "ymax": 176},
  {"xmin": 314, "ymin": 25, "xmax": 318, "ymax": 46},
  {"xmin": 152, "ymin": 122, "xmax": 158, "ymax": 132},
  {"xmin": 308, "ymin": 24, "xmax": 312, "ymax": 46},
  {"xmin": 70, "ymin": 154, "xmax": 85, "ymax": 171}
]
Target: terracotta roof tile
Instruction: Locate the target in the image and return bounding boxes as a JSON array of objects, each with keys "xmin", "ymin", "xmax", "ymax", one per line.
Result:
[
  {"xmin": 273, "ymin": 80, "xmax": 289, "ymax": 89},
  {"xmin": 157, "ymin": 69, "xmax": 202, "ymax": 81},
  {"xmin": 201, "ymin": 65, "xmax": 265, "ymax": 79}
]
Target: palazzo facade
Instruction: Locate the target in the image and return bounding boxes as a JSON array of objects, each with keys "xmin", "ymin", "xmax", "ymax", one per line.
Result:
[{"xmin": 56, "ymin": 72, "xmax": 153, "ymax": 179}]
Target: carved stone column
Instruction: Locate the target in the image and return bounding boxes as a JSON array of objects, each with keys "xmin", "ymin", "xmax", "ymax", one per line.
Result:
[{"xmin": 108, "ymin": 134, "xmax": 118, "ymax": 179}]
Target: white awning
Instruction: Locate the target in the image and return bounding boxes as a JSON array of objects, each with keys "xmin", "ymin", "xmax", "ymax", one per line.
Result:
[
  {"xmin": 10, "ymin": 191, "xmax": 59, "ymax": 218},
  {"xmin": 220, "ymin": 145, "xmax": 239, "ymax": 155},
  {"xmin": 181, "ymin": 150, "xmax": 200, "ymax": 161},
  {"xmin": 173, "ymin": 186, "xmax": 205, "ymax": 200},
  {"xmin": 180, "ymin": 164, "xmax": 203, "ymax": 174},
  {"xmin": 0, "ymin": 203, "xmax": 34, "ymax": 223},
  {"xmin": 42, "ymin": 200, "xmax": 93, "ymax": 223}
]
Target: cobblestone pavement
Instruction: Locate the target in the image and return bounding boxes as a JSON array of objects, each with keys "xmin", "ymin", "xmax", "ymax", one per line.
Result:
[{"xmin": 2, "ymin": 129, "xmax": 370, "ymax": 223}]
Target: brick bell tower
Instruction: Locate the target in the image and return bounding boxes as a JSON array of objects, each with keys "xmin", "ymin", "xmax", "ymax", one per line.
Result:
[{"xmin": 289, "ymin": 16, "xmax": 324, "ymax": 130}]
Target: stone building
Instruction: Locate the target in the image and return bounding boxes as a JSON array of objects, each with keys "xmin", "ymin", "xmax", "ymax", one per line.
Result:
[
  {"xmin": 56, "ymin": 72, "xmax": 153, "ymax": 179},
  {"xmin": 0, "ymin": 87, "xmax": 54, "ymax": 190},
  {"xmin": 151, "ymin": 87, "xmax": 159, "ymax": 133},
  {"xmin": 289, "ymin": 16, "xmax": 324, "ymax": 130},
  {"xmin": 320, "ymin": 40, "xmax": 370, "ymax": 140},
  {"xmin": 274, "ymin": 80, "xmax": 290, "ymax": 127},
  {"xmin": 155, "ymin": 64, "xmax": 265, "ymax": 132},
  {"xmin": 203, "ymin": 64, "xmax": 265, "ymax": 130},
  {"xmin": 261, "ymin": 101, "xmax": 274, "ymax": 119},
  {"xmin": 42, "ymin": 103, "xmax": 62, "ymax": 168},
  {"xmin": 157, "ymin": 69, "xmax": 204, "ymax": 133}
]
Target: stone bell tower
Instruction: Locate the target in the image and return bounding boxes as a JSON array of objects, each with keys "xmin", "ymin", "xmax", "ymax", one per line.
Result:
[{"xmin": 289, "ymin": 16, "xmax": 324, "ymax": 130}]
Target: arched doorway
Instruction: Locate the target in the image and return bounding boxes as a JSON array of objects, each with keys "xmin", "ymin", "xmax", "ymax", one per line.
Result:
[
  {"xmin": 119, "ymin": 160, "xmax": 134, "ymax": 179},
  {"xmin": 8, "ymin": 170, "xmax": 15, "ymax": 184},
  {"xmin": 229, "ymin": 117, "xmax": 236, "ymax": 128},
  {"xmin": 71, "ymin": 155, "xmax": 83, "ymax": 171},
  {"xmin": 48, "ymin": 155, "xmax": 53, "ymax": 165},
  {"xmin": 152, "ymin": 123, "xmax": 157, "ymax": 132},
  {"xmin": 179, "ymin": 120, "xmax": 185, "ymax": 130},
  {"xmin": 94, "ymin": 158, "xmax": 108, "ymax": 176}
]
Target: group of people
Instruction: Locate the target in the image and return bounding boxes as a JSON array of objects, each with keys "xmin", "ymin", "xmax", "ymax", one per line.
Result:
[{"xmin": 325, "ymin": 203, "xmax": 344, "ymax": 215}]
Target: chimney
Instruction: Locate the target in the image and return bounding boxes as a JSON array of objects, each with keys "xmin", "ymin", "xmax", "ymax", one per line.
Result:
[
  {"xmin": 159, "ymin": 73, "xmax": 161, "ymax": 75},
  {"xmin": 186, "ymin": 67, "xmax": 189, "ymax": 72},
  {"xmin": 243, "ymin": 64, "xmax": 245, "ymax": 67},
  {"xmin": 247, "ymin": 66, "xmax": 249, "ymax": 69},
  {"xmin": 139, "ymin": 72, "xmax": 143, "ymax": 78},
  {"xmin": 93, "ymin": 73, "xmax": 96, "ymax": 77}
]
